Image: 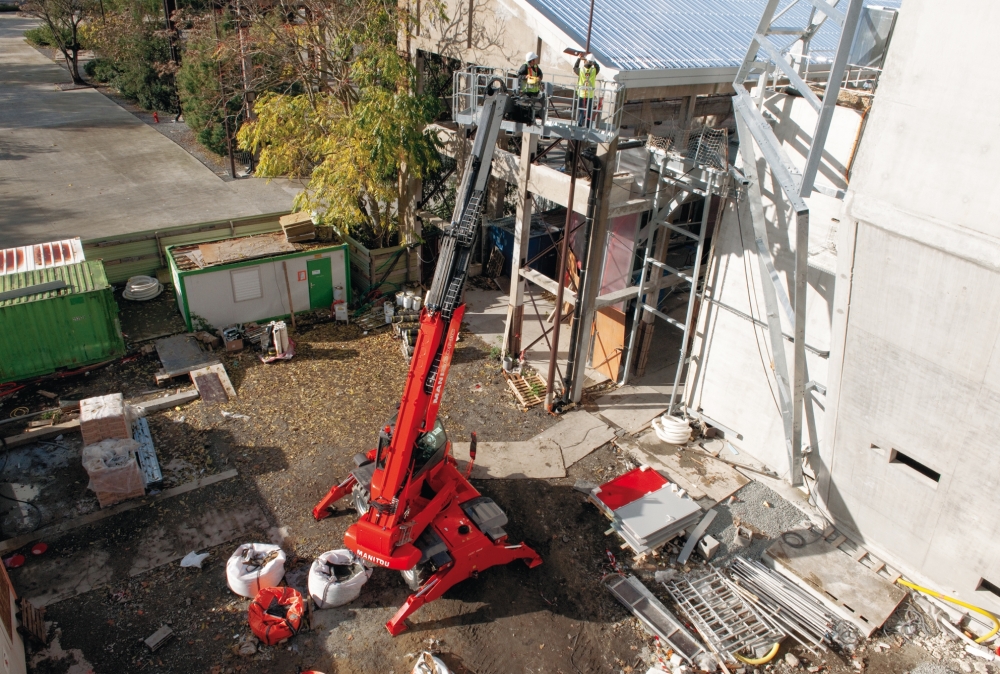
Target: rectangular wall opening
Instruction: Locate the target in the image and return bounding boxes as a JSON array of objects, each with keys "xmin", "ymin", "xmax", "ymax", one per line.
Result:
[
  {"xmin": 977, "ymin": 578, "xmax": 1000, "ymax": 599},
  {"xmin": 889, "ymin": 449, "xmax": 941, "ymax": 484}
]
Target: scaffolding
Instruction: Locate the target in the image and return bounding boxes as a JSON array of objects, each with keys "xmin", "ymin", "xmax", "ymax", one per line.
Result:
[{"xmin": 725, "ymin": 0, "xmax": 871, "ymax": 485}]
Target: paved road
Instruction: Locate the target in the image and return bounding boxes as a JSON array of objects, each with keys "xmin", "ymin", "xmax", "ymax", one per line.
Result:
[{"xmin": 0, "ymin": 15, "xmax": 298, "ymax": 247}]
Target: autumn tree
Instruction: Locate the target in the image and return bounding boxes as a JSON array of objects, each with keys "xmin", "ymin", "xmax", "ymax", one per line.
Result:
[
  {"xmin": 22, "ymin": 0, "xmax": 94, "ymax": 84},
  {"xmin": 238, "ymin": 3, "xmax": 442, "ymax": 249}
]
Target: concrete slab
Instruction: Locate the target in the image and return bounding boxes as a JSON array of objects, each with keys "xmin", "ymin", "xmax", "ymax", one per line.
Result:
[
  {"xmin": 452, "ymin": 439, "xmax": 565, "ymax": 479},
  {"xmin": 595, "ymin": 385, "xmax": 678, "ymax": 434},
  {"xmin": 535, "ymin": 409, "xmax": 615, "ymax": 467},
  {"xmin": 0, "ymin": 16, "xmax": 296, "ymax": 247},
  {"xmin": 128, "ymin": 504, "xmax": 267, "ymax": 575},
  {"xmin": 766, "ymin": 533, "xmax": 907, "ymax": 637},
  {"xmin": 622, "ymin": 429, "xmax": 750, "ymax": 504}
]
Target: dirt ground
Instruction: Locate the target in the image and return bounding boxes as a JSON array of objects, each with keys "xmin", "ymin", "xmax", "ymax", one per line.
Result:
[{"xmin": 1, "ymin": 298, "xmax": 993, "ymax": 674}]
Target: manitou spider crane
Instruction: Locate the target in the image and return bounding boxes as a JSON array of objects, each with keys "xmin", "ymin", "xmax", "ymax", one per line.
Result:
[{"xmin": 312, "ymin": 79, "xmax": 542, "ymax": 636}]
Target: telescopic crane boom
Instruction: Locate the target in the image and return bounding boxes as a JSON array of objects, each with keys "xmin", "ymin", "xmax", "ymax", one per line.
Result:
[{"xmin": 312, "ymin": 79, "xmax": 542, "ymax": 636}]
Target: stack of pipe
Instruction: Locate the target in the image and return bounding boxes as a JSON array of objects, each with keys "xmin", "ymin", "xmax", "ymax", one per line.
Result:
[{"xmin": 729, "ymin": 557, "xmax": 835, "ymax": 654}]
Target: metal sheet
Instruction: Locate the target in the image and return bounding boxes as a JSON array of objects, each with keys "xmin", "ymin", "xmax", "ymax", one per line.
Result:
[
  {"xmin": 522, "ymin": 0, "xmax": 902, "ymax": 72},
  {"xmin": 0, "ymin": 238, "xmax": 84, "ymax": 276},
  {"xmin": 614, "ymin": 484, "xmax": 702, "ymax": 541}
]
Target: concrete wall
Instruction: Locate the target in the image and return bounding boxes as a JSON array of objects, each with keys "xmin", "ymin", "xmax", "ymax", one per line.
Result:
[
  {"xmin": 183, "ymin": 249, "xmax": 347, "ymax": 329},
  {"xmin": 820, "ymin": 0, "xmax": 1000, "ymax": 609},
  {"xmin": 686, "ymin": 93, "xmax": 862, "ymax": 477}
]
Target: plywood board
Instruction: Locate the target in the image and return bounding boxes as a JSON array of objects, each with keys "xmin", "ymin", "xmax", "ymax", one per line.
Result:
[
  {"xmin": 591, "ymin": 306, "xmax": 626, "ymax": 381},
  {"xmin": 198, "ymin": 232, "xmax": 295, "ymax": 266},
  {"xmin": 535, "ymin": 409, "xmax": 616, "ymax": 467},
  {"xmin": 766, "ymin": 532, "xmax": 907, "ymax": 636},
  {"xmin": 192, "ymin": 372, "xmax": 228, "ymax": 404},
  {"xmin": 618, "ymin": 429, "xmax": 751, "ymax": 504},
  {"xmin": 451, "ymin": 439, "xmax": 565, "ymax": 479},
  {"xmin": 189, "ymin": 364, "xmax": 236, "ymax": 399},
  {"xmin": 595, "ymin": 385, "xmax": 671, "ymax": 434}
]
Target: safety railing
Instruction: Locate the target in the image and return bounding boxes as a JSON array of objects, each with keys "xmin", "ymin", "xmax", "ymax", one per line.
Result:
[{"xmin": 452, "ymin": 66, "xmax": 625, "ymax": 142}]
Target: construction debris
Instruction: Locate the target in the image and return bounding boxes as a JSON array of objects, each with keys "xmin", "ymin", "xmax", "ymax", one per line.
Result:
[{"xmin": 143, "ymin": 625, "xmax": 174, "ymax": 652}]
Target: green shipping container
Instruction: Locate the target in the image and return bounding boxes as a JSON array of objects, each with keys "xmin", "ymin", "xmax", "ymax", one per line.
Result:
[{"xmin": 0, "ymin": 261, "xmax": 126, "ymax": 383}]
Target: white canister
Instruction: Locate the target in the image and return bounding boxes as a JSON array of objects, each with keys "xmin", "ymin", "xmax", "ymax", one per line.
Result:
[
  {"xmin": 403, "ymin": 291, "xmax": 414, "ymax": 310},
  {"xmin": 395, "ymin": 292, "xmax": 405, "ymax": 307},
  {"xmin": 412, "ymin": 296, "xmax": 422, "ymax": 311},
  {"xmin": 384, "ymin": 302, "xmax": 395, "ymax": 323}
]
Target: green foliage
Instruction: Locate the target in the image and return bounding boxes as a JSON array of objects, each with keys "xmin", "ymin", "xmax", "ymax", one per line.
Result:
[
  {"xmin": 176, "ymin": 30, "xmax": 243, "ymax": 156},
  {"xmin": 24, "ymin": 24, "xmax": 68, "ymax": 46},
  {"xmin": 239, "ymin": 5, "xmax": 442, "ymax": 249},
  {"xmin": 0, "ymin": 3, "xmax": 21, "ymax": 11},
  {"xmin": 85, "ymin": 9, "xmax": 179, "ymax": 112},
  {"xmin": 83, "ymin": 56, "xmax": 116, "ymax": 82}
]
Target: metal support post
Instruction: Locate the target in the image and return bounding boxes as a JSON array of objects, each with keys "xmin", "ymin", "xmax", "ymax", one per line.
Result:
[
  {"xmin": 545, "ymin": 140, "xmax": 580, "ymax": 408},
  {"xmin": 569, "ymin": 135, "xmax": 619, "ymax": 403},
  {"xmin": 502, "ymin": 132, "xmax": 538, "ymax": 359}
]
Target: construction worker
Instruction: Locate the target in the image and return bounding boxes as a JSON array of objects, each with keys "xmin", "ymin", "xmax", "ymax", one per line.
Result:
[
  {"xmin": 574, "ymin": 54, "xmax": 600, "ymax": 128},
  {"xmin": 517, "ymin": 52, "xmax": 543, "ymax": 97}
]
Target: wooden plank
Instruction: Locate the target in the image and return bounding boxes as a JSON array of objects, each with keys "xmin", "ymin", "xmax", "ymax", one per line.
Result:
[
  {"xmin": 1, "ymin": 420, "xmax": 81, "ymax": 449},
  {"xmin": 853, "ymin": 548, "xmax": 868, "ymax": 562},
  {"xmin": 0, "ymin": 470, "xmax": 239, "ymax": 555},
  {"xmin": 830, "ymin": 535, "xmax": 847, "ymax": 549},
  {"xmin": 17, "ymin": 599, "xmax": 46, "ymax": 645},
  {"xmin": 131, "ymin": 389, "xmax": 199, "ymax": 414}
]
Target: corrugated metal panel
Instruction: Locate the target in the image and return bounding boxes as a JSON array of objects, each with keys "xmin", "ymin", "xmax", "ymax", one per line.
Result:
[
  {"xmin": 0, "ymin": 238, "xmax": 85, "ymax": 276},
  {"xmin": 0, "ymin": 261, "xmax": 107, "ymax": 307},
  {"xmin": 0, "ymin": 261, "xmax": 125, "ymax": 383},
  {"xmin": 524, "ymin": 0, "xmax": 901, "ymax": 72}
]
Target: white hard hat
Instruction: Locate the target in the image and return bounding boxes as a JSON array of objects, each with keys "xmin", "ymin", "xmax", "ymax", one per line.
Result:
[{"xmin": 526, "ymin": 51, "xmax": 539, "ymax": 62}]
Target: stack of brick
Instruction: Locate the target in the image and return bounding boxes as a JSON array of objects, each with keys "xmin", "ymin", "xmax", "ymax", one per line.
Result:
[
  {"xmin": 79, "ymin": 394, "xmax": 144, "ymax": 507},
  {"xmin": 80, "ymin": 394, "xmax": 131, "ymax": 446}
]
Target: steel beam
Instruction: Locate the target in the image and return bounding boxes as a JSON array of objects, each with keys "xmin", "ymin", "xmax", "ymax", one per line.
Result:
[
  {"xmin": 736, "ymin": 115, "xmax": 802, "ymax": 486},
  {"xmin": 799, "ymin": 0, "xmax": 865, "ymax": 197}
]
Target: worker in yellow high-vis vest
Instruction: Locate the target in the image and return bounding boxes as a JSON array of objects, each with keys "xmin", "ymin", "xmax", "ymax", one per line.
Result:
[
  {"xmin": 517, "ymin": 52, "xmax": 543, "ymax": 97},
  {"xmin": 574, "ymin": 54, "xmax": 600, "ymax": 128}
]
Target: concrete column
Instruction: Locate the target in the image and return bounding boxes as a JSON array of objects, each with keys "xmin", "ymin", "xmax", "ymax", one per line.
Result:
[
  {"xmin": 570, "ymin": 135, "xmax": 619, "ymax": 402},
  {"xmin": 502, "ymin": 132, "xmax": 539, "ymax": 358}
]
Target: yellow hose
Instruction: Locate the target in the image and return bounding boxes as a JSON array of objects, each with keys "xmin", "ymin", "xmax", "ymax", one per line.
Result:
[
  {"xmin": 734, "ymin": 642, "xmax": 780, "ymax": 665},
  {"xmin": 896, "ymin": 578, "xmax": 1000, "ymax": 643}
]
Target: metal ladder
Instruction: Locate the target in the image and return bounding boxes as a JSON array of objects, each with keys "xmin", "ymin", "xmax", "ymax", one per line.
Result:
[{"xmin": 624, "ymin": 167, "xmax": 716, "ymax": 415}]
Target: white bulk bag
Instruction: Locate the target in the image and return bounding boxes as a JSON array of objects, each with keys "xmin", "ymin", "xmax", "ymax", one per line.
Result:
[
  {"xmin": 412, "ymin": 652, "xmax": 451, "ymax": 674},
  {"xmin": 226, "ymin": 543, "xmax": 286, "ymax": 598},
  {"xmin": 308, "ymin": 550, "xmax": 372, "ymax": 608}
]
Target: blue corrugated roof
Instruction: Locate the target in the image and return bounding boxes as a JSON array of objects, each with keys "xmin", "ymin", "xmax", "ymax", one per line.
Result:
[{"xmin": 526, "ymin": 0, "xmax": 901, "ymax": 72}]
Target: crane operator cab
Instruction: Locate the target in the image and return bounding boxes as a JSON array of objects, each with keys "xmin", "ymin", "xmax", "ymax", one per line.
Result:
[{"xmin": 349, "ymin": 413, "xmax": 449, "ymax": 517}]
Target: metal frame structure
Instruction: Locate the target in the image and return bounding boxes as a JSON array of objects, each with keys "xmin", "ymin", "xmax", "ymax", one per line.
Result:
[
  {"xmin": 621, "ymin": 135, "xmax": 732, "ymax": 416},
  {"xmin": 727, "ymin": 0, "xmax": 865, "ymax": 486}
]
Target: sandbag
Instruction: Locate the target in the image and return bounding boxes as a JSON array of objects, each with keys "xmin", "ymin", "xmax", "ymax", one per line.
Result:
[
  {"xmin": 248, "ymin": 586, "xmax": 304, "ymax": 645},
  {"xmin": 226, "ymin": 543, "xmax": 286, "ymax": 598},
  {"xmin": 412, "ymin": 652, "xmax": 451, "ymax": 674},
  {"xmin": 308, "ymin": 549, "xmax": 372, "ymax": 609}
]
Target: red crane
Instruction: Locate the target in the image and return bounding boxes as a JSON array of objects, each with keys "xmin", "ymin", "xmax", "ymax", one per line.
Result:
[{"xmin": 312, "ymin": 80, "xmax": 542, "ymax": 636}]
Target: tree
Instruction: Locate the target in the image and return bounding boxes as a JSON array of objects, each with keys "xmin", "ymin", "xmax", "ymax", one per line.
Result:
[
  {"xmin": 84, "ymin": 7, "xmax": 179, "ymax": 111},
  {"xmin": 238, "ymin": 5, "xmax": 442, "ymax": 249},
  {"xmin": 22, "ymin": 0, "xmax": 93, "ymax": 84}
]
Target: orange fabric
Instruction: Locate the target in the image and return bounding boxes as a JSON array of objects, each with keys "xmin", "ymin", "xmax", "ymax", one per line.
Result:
[{"xmin": 248, "ymin": 586, "xmax": 305, "ymax": 645}]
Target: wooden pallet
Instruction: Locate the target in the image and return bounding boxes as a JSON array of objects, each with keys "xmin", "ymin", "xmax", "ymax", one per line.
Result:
[
  {"xmin": 505, "ymin": 372, "xmax": 547, "ymax": 408},
  {"xmin": 17, "ymin": 598, "xmax": 46, "ymax": 646}
]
